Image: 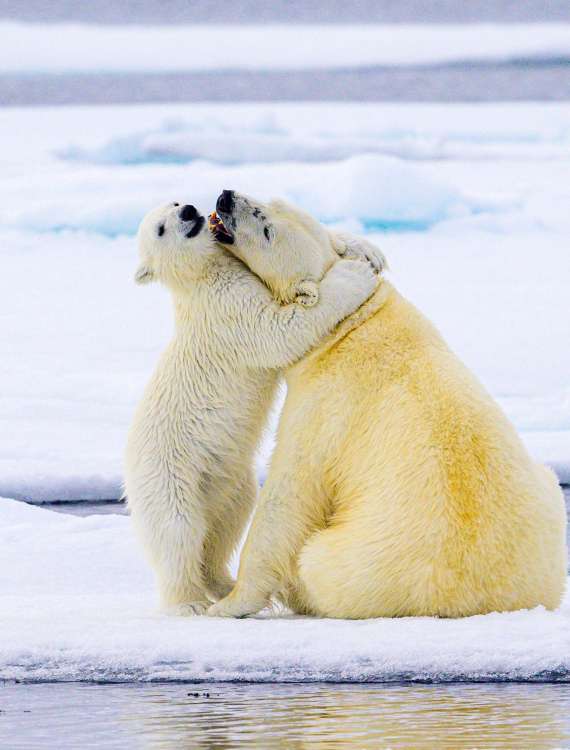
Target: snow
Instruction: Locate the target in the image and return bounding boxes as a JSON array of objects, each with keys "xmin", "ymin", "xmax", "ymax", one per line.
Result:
[
  {"xmin": 65, "ymin": 111, "xmax": 570, "ymax": 166},
  {"xmin": 0, "ymin": 497, "xmax": 569, "ymax": 683},
  {"xmin": 1, "ymin": 95, "xmax": 568, "ymax": 683},
  {"xmin": 0, "ymin": 156, "xmax": 496, "ymax": 236},
  {"xmin": 0, "ymin": 102, "xmax": 568, "ymax": 501},
  {"xmin": 3, "ymin": 22, "xmax": 570, "ymax": 74}
]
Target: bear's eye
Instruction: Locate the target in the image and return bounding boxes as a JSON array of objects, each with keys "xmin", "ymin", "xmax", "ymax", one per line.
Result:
[
  {"xmin": 264, "ymin": 226, "xmax": 271, "ymax": 242},
  {"xmin": 157, "ymin": 224, "xmax": 165, "ymax": 237}
]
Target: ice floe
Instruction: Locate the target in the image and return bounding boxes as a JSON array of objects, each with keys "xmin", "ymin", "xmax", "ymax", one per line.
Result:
[{"xmin": 1, "ymin": 499, "xmax": 569, "ymax": 683}]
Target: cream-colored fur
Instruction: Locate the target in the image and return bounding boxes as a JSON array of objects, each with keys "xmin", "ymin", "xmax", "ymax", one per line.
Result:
[
  {"xmin": 209, "ymin": 195, "xmax": 567, "ymax": 619},
  {"xmin": 124, "ymin": 202, "xmax": 378, "ymax": 614}
]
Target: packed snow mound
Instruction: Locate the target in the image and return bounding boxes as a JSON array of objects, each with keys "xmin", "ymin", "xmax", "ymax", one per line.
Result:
[
  {"xmin": 1, "ymin": 155, "xmax": 502, "ymax": 236},
  {"xmin": 3, "ymin": 23, "xmax": 570, "ymax": 74},
  {"xmin": 1, "ymin": 498, "xmax": 569, "ymax": 684},
  {"xmin": 66, "ymin": 116, "xmax": 570, "ymax": 166}
]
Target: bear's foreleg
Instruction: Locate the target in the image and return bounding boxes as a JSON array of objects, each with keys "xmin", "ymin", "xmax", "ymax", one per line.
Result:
[
  {"xmin": 202, "ymin": 469, "xmax": 258, "ymax": 601},
  {"xmin": 153, "ymin": 515, "xmax": 212, "ymax": 615},
  {"xmin": 207, "ymin": 464, "xmax": 327, "ymax": 618},
  {"xmin": 130, "ymin": 481, "xmax": 212, "ymax": 615}
]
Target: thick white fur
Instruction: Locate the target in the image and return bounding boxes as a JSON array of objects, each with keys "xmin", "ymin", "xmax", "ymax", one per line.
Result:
[
  {"xmin": 124, "ymin": 202, "xmax": 378, "ymax": 614},
  {"xmin": 208, "ymin": 195, "xmax": 567, "ymax": 619},
  {"xmin": 218, "ymin": 194, "xmax": 386, "ymax": 307}
]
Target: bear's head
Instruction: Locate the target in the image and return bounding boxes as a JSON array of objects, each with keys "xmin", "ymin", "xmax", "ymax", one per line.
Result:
[
  {"xmin": 135, "ymin": 202, "xmax": 217, "ymax": 290},
  {"xmin": 210, "ymin": 191, "xmax": 342, "ymax": 305}
]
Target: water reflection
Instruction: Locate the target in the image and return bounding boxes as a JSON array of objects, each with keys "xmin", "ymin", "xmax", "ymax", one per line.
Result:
[
  {"xmin": 130, "ymin": 683, "xmax": 570, "ymax": 750},
  {"xmin": 4, "ymin": 682, "xmax": 570, "ymax": 749}
]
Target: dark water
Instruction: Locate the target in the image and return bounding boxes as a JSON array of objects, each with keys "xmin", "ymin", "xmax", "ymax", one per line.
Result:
[
  {"xmin": 1, "ymin": 0, "xmax": 570, "ymax": 105},
  {"xmin": 47, "ymin": 500, "xmax": 129, "ymax": 516},
  {"xmin": 2, "ymin": 0, "xmax": 570, "ymax": 24},
  {"xmin": 3, "ymin": 61, "xmax": 570, "ymax": 106},
  {"xmin": 3, "ymin": 682, "xmax": 570, "ymax": 749}
]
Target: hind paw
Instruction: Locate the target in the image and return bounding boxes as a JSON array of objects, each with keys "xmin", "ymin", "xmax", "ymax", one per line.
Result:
[{"xmin": 165, "ymin": 600, "xmax": 210, "ymax": 616}]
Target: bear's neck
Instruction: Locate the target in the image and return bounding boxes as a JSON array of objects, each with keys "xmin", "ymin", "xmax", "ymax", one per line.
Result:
[
  {"xmin": 324, "ymin": 277, "xmax": 393, "ymax": 346},
  {"xmin": 288, "ymin": 278, "xmax": 393, "ymax": 370},
  {"xmin": 169, "ymin": 253, "xmax": 242, "ymax": 335},
  {"xmin": 286, "ymin": 277, "xmax": 448, "ymax": 379}
]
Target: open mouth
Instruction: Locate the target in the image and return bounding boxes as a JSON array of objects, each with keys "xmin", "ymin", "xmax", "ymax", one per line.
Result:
[
  {"xmin": 185, "ymin": 215, "xmax": 205, "ymax": 239},
  {"xmin": 209, "ymin": 211, "xmax": 234, "ymax": 245}
]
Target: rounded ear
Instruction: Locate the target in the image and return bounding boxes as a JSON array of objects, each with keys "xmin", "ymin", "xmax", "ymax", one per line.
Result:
[
  {"xmin": 134, "ymin": 264, "xmax": 154, "ymax": 285},
  {"xmin": 294, "ymin": 280, "xmax": 319, "ymax": 307}
]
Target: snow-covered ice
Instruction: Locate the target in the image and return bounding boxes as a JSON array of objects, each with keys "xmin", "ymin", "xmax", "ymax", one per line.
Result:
[
  {"xmin": 65, "ymin": 111, "xmax": 570, "ymax": 166},
  {"xmin": 0, "ymin": 97, "xmax": 568, "ymax": 684},
  {"xmin": 3, "ymin": 22, "xmax": 570, "ymax": 74},
  {"xmin": 1, "ymin": 498, "xmax": 569, "ymax": 683},
  {"xmin": 0, "ymin": 102, "xmax": 568, "ymax": 501},
  {"xmin": 0, "ymin": 154, "xmax": 499, "ymax": 236}
]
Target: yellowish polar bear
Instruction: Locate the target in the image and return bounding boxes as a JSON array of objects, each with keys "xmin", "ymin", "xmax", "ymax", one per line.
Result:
[
  {"xmin": 124, "ymin": 202, "xmax": 378, "ymax": 614},
  {"xmin": 208, "ymin": 191, "xmax": 567, "ymax": 619}
]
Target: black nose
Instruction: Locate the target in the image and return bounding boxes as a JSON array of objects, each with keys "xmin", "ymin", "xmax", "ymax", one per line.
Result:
[
  {"xmin": 217, "ymin": 190, "xmax": 234, "ymax": 215},
  {"xmin": 179, "ymin": 204, "xmax": 198, "ymax": 222}
]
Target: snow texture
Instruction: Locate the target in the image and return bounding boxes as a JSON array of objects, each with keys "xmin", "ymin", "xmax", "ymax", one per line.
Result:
[
  {"xmin": 65, "ymin": 112, "xmax": 570, "ymax": 166},
  {"xmin": 3, "ymin": 23, "xmax": 570, "ymax": 74},
  {"xmin": 0, "ymin": 498, "xmax": 569, "ymax": 684},
  {"xmin": 0, "ymin": 102, "xmax": 568, "ymax": 502}
]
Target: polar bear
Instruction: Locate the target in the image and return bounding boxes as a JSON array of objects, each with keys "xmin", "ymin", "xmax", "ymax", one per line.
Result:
[
  {"xmin": 124, "ymin": 201, "xmax": 378, "ymax": 614},
  {"xmin": 208, "ymin": 191, "xmax": 567, "ymax": 619}
]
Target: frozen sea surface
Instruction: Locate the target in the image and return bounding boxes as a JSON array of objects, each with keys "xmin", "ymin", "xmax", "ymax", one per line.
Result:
[
  {"xmin": 0, "ymin": 102, "xmax": 568, "ymax": 502},
  {"xmin": 1, "ymin": 498, "xmax": 570, "ymax": 684},
  {"xmin": 4, "ymin": 23, "xmax": 570, "ymax": 73}
]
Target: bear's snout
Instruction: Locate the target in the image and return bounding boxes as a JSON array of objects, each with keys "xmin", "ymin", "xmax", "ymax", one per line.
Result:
[
  {"xmin": 216, "ymin": 190, "xmax": 235, "ymax": 215},
  {"xmin": 179, "ymin": 204, "xmax": 198, "ymax": 222}
]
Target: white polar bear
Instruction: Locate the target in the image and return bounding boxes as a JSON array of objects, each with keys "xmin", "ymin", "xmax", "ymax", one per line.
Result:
[
  {"xmin": 124, "ymin": 201, "xmax": 378, "ymax": 614},
  {"xmin": 207, "ymin": 192, "xmax": 566, "ymax": 620}
]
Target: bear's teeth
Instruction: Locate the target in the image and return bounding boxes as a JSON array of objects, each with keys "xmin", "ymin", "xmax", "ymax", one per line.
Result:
[
  {"xmin": 209, "ymin": 211, "xmax": 224, "ymax": 229},
  {"xmin": 209, "ymin": 211, "xmax": 231, "ymax": 233}
]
